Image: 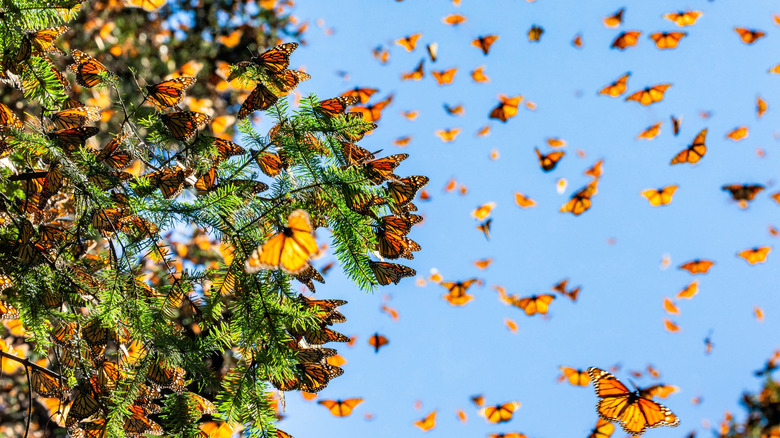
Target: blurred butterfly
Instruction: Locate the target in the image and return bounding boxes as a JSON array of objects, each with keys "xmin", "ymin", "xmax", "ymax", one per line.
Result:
[
  {"xmin": 245, "ymin": 209, "xmax": 319, "ymax": 275},
  {"xmin": 440, "ymin": 278, "xmax": 480, "ymax": 296},
  {"xmin": 471, "ymin": 66, "xmax": 489, "ymax": 83},
  {"xmin": 625, "ymin": 84, "xmax": 671, "ymax": 105},
  {"xmin": 0, "ymin": 300, "xmax": 19, "ymax": 319},
  {"xmin": 369, "ymin": 261, "xmax": 415, "ymax": 286},
  {"xmin": 46, "ymin": 127, "xmax": 100, "ymax": 152},
  {"xmin": 435, "ymin": 128, "xmax": 461, "ymax": 142},
  {"xmin": 641, "ymin": 185, "xmax": 678, "ymax": 206},
  {"xmin": 639, "ymin": 384, "xmax": 679, "ymax": 399},
  {"xmin": 24, "ymin": 26, "xmax": 68, "ymax": 57},
  {"xmin": 552, "ymin": 279, "xmax": 580, "ymax": 301},
  {"xmin": 251, "ymin": 42, "xmax": 298, "ymax": 74},
  {"xmin": 603, "ymin": 8, "xmax": 625, "ymax": 27},
  {"xmin": 738, "ymin": 247, "xmax": 770, "ymax": 264},
  {"xmin": 726, "ymin": 126, "xmax": 748, "ymax": 141},
  {"xmin": 318, "ymin": 399, "xmax": 364, "ymax": 417},
  {"xmin": 670, "ymin": 128, "xmax": 707, "ymax": 165},
  {"xmin": 442, "ymin": 13, "xmax": 466, "ymax": 25},
  {"xmin": 671, "ymin": 115, "xmax": 681, "ymax": 136},
  {"xmin": 372, "ymin": 46, "xmax": 389, "ymax": 64},
  {"xmin": 414, "ymin": 411, "xmax": 437, "ymax": 431},
  {"xmin": 0, "ymin": 102, "xmax": 24, "ymax": 129},
  {"xmin": 432, "ymin": 68, "xmax": 457, "ymax": 85},
  {"xmin": 572, "ymin": 34, "xmax": 584, "ymax": 48},
  {"xmin": 396, "ymin": 33, "xmax": 421, "ymax": 51},
  {"xmin": 559, "ymin": 366, "xmax": 590, "ymax": 386},
  {"xmin": 426, "ymin": 43, "xmax": 438, "ymax": 62},
  {"xmin": 588, "ymin": 418, "xmax": 616, "ymax": 438},
  {"xmin": 663, "ymin": 298, "xmax": 680, "ymax": 314},
  {"xmin": 351, "ymin": 94, "xmax": 393, "ymax": 122},
  {"xmin": 560, "ymin": 181, "xmax": 598, "ymax": 215},
  {"xmin": 401, "ymin": 60, "xmax": 425, "ymax": 81},
  {"xmin": 316, "ymin": 96, "xmax": 358, "ymax": 117},
  {"xmin": 585, "ymin": 160, "xmax": 603, "ymax": 179},
  {"xmin": 472, "ymin": 35, "xmax": 498, "ymax": 54},
  {"xmin": 515, "ymin": 192, "xmax": 536, "ymax": 208},
  {"xmin": 478, "ymin": 401, "xmax": 521, "ymax": 423},
  {"xmin": 757, "ymin": 97, "xmax": 767, "ymax": 118},
  {"xmin": 489, "ymin": 95, "xmax": 522, "ymax": 122},
  {"xmin": 650, "ymin": 32, "xmax": 687, "ymax": 49},
  {"xmin": 611, "ymin": 31, "xmax": 641, "ymax": 50},
  {"xmin": 664, "ymin": 10, "xmax": 702, "ymax": 27},
  {"xmin": 238, "ymin": 83, "xmax": 278, "ymax": 119},
  {"xmin": 535, "ymin": 148, "xmax": 564, "ymax": 172},
  {"xmin": 68, "ymin": 49, "xmax": 111, "ymax": 88},
  {"xmin": 588, "ymin": 367, "xmax": 679, "ymax": 436},
  {"xmin": 678, "ymin": 260, "xmax": 713, "ymax": 274},
  {"xmin": 477, "ymin": 219, "xmax": 491, "ymax": 240},
  {"xmin": 369, "ymin": 333, "xmax": 389, "ymax": 352},
  {"xmin": 637, "ymin": 122, "xmax": 662, "ymax": 140},
  {"xmin": 443, "ymin": 103, "xmax": 464, "ymax": 116},
  {"xmin": 722, "ymin": 184, "xmax": 764, "ymax": 208},
  {"xmin": 734, "ymin": 28, "xmax": 765, "ymax": 44},
  {"xmin": 341, "ymin": 87, "xmax": 378, "ymax": 104},
  {"xmin": 513, "ymin": 294, "xmax": 555, "ymax": 315},
  {"xmin": 49, "ymin": 106, "xmax": 101, "ymax": 130},
  {"xmin": 146, "ymin": 77, "xmax": 196, "ymax": 110},
  {"xmin": 528, "ymin": 25, "xmax": 544, "ymax": 42},
  {"xmin": 160, "ymin": 111, "xmax": 211, "ymax": 141}
]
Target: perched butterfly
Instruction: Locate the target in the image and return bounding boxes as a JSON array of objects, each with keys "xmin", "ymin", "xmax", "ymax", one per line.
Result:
[
  {"xmin": 472, "ymin": 35, "xmax": 498, "ymax": 54},
  {"xmin": 369, "ymin": 333, "xmax": 389, "ymax": 352},
  {"xmin": 369, "ymin": 261, "xmax": 415, "ymax": 286},
  {"xmin": 603, "ymin": 8, "xmax": 625, "ymax": 27},
  {"xmin": 253, "ymin": 150, "xmax": 286, "ymax": 177},
  {"xmin": 251, "ymin": 42, "xmax": 298, "ymax": 74},
  {"xmin": 316, "ymin": 96, "xmax": 358, "ymax": 117},
  {"xmin": 401, "ymin": 60, "xmax": 425, "ymax": 81},
  {"xmin": 528, "ymin": 25, "xmax": 544, "ymax": 42},
  {"xmin": 611, "ymin": 31, "xmax": 641, "ymax": 50},
  {"xmin": 203, "ymin": 136, "xmax": 246, "ymax": 162},
  {"xmin": 722, "ymin": 184, "xmax": 764, "ymax": 208},
  {"xmin": 46, "ymin": 127, "xmax": 100, "ymax": 152},
  {"xmin": 637, "ymin": 122, "xmax": 662, "ymax": 140},
  {"xmin": 238, "ymin": 83, "xmax": 278, "ymax": 119},
  {"xmin": 738, "ymin": 247, "xmax": 770, "ymax": 264},
  {"xmin": 734, "ymin": 28, "xmax": 765, "ymax": 44},
  {"xmin": 0, "ymin": 300, "xmax": 19, "ymax": 319},
  {"xmin": 68, "ymin": 49, "xmax": 111, "ymax": 88},
  {"xmin": 245, "ymin": 210, "xmax": 319, "ymax": 274},
  {"xmin": 375, "ymin": 226, "xmax": 420, "ymax": 260},
  {"xmin": 386, "ymin": 175, "xmax": 429, "ymax": 207},
  {"xmin": 489, "ymin": 95, "xmax": 522, "ymax": 122},
  {"xmin": 414, "ymin": 411, "xmax": 437, "ymax": 431},
  {"xmin": 146, "ymin": 77, "xmax": 196, "ymax": 109},
  {"xmin": 588, "ymin": 367, "xmax": 679, "ymax": 436},
  {"xmin": 641, "ymin": 185, "xmax": 678, "ymax": 206},
  {"xmin": 318, "ymin": 399, "xmax": 364, "ymax": 417},
  {"xmin": 362, "ymin": 153, "xmax": 408, "ymax": 184},
  {"xmin": 479, "ymin": 401, "xmax": 521, "ymax": 423},
  {"xmin": 160, "ymin": 111, "xmax": 211, "ymax": 141},
  {"xmin": 49, "ymin": 106, "xmax": 101, "ymax": 130},
  {"xmin": 664, "ymin": 10, "xmax": 702, "ymax": 27},
  {"xmin": 513, "ymin": 294, "xmax": 555, "ymax": 316},
  {"xmin": 0, "ymin": 103, "xmax": 24, "ymax": 129},
  {"xmin": 341, "ymin": 87, "xmax": 378, "ymax": 104},
  {"xmin": 560, "ymin": 181, "xmax": 598, "ymax": 215},
  {"xmin": 535, "ymin": 148, "xmax": 564, "ymax": 172},
  {"xmin": 650, "ymin": 32, "xmax": 687, "ymax": 49},
  {"xmin": 396, "ymin": 33, "xmax": 421, "ymax": 51},
  {"xmin": 432, "ymin": 68, "xmax": 457, "ymax": 86},
  {"xmin": 670, "ymin": 128, "xmax": 707, "ymax": 165},
  {"xmin": 588, "ymin": 418, "xmax": 616, "ymax": 438},
  {"xmin": 25, "ymin": 26, "xmax": 69, "ymax": 57},
  {"xmin": 625, "ymin": 84, "xmax": 671, "ymax": 105},
  {"xmin": 560, "ymin": 366, "xmax": 590, "ymax": 386}
]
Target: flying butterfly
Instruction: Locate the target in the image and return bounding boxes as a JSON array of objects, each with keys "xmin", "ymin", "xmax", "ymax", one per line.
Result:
[
  {"xmin": 414, "ymin": 411, "xmax": 437, "ymax": 431},
  {"xmin": 160, "ymin": 111, "xmax": 211, "ymax": 141},
  {"xmin": 489, "ymin": 95, "xmax": 523, "ymax": 122},
  {"xmin": 528, "ymin": 25, "xmax": 544, "ymax": 42},
  {"xmin": 726, "ymin": 126, "xmax": 748, "ymax": 141},
  {"xmin": 650, "ymin": 32, "xmax": 687, "ymax": 49},
  {"xmin": 641, "ymin": 185, "xmax": 678, "ymax": 206},
  {"xmin": 637, "ymin": 122, "xmax": 662, "ymax": 140},
  {"xmin": 369, "ymin": 333, "xmax": 389, "ymax": 352},
  {"xmin": 670, "ymin": 128, "xmax": 707, "ymax": 165},
  {"xmin": 341, "ymin": 87, "xmax": 378, "ymax": 104},
  {"xmin": 146, "ymin": 77, "xmax": 196, "ymax": 110},
  {"xmin": 251, "ymin": 42, "xmax": 298, "ymax": 74},
  {"xmin": 678, "ymin": 259, "xmax": 714, "ymax": 274},
  {"xmin": 664, "ymin": 10, "xmax": 702, "ymax": 27},
  {"xmin": 238, "ymin": 83, "xmax": 278, "ymax": 119},
  {"xmin": 396, "ymin": 33, "xmax": 421, "ymax": 51},
  {"xmin": 588, "ymin": 418, "xmax": 616, "ymax": 438},
  {"xmin": 722, "ymin": 184, "xmax": 764, "ymax": 208},
  {"xmin": 245, "ymin": 209, "xmax": 320, "ymax": 275},
  {"xmin": 401, "ymin": 60, "xmax": 425, "ymax": 81},
  {"xmin": 599, "ymin": 73, "xmax": 630, "ymax": 97},
  {"xmin": 588, "ymin": 367, "xmax": 679, "ymax": 436},
  {"xmin": 426, "ymin": 43, "xmax": 438, "ymax": 62},
  {"xmin": 472, "ymin": 35, "xmax": 498, "ymax": 55},
  {"xmin": 478, "ymin": 401, "xmax": 521, "ymax": 424},
  {"xmin": 351, "ymin": 94, "xmax": 393, "ymax": 122},
  {"xmin": 535, "ymin": 148, "xmax": 565, "ymax": 172},
  {"xmin": 611, "ymin": 31, "xmax": 641, "ymax": 50},
  {"xmin": 738, "ymin": 247, "xmax": 770, "ymax": 265},
  {"xmin": 318, "ymin": 399, "xmax": 364, "ymax": 417},
  {"xmin": 603, "ymin": 8, "xmax": 625, "ymax": 27},
  {"xmin": 671, "ymin": 115, "xmax": 681, "ymax": 136},
  {"xmin": 431, "ymin": 68, "xmax": 457, "ymax": 86},
  {"xmin": 625, "ymin": 84, "xmax": 671, "ymax": 105},
  {"xmin": 471, "ymin": 66, "xmax": 490, "ymax": 83},
  {"xmin": 442, "ymin": 13, "xmax": 466, "ymax": 25},
  {"xmin": 559, "ymin": 366, "xmax": 590, "ymax": 386},
  {"xmin": 513, "ymin": 294, "xmax": 555, "ymax": 316},
  {"xmin": 369, "ymin": 261, "xmax": 415, "ymax": 286},
  {"xmin": 68, "ymin": 49, "xmax": 111, "ymax": 88},
  {"xmin": 734, "ymin": 28, "xmax": 765, "ymax": 44},
  {"xmin": 316, "ymin": 96, "xmax": 359, "ymax": 117}
]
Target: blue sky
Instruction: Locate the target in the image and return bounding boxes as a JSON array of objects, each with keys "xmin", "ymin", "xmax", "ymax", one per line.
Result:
[{"xmin": 262, "ymin": 1, "xmax": 780, "ymax": 437}]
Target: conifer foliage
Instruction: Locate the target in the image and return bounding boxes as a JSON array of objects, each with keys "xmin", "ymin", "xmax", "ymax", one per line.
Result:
[{"xmin": 0, "ymin": 0, "xmax": 426, "ymax": 436}]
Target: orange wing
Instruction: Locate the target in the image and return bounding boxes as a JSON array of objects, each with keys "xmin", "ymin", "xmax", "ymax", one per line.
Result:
[
  {"xmin": 650, "ymin": 32, "xmax": 687, "ymax": 49},
  {"xmin": 663, "ymin": 10, "xmax": 702, "ymax": 27},
  {"xmin": 471, "ymin": 66, "xmax": 490, "ymax": 83},
  {"xmin": 478, "ymin": 402, "xmax": 521, "ymax": 423},
  {"xmin": 514, "ymin": 294, "xmax": 555, "ymax": 315},
  {"xmin": 735, "ymin": 27, "xmax": 765, "ymax": 44},
  {"xmin": 588, "ymin": 418, "xmax": 615, "ymax": 438},
  {"xmin": 368, "ymin": 333, "xmax": 389, "ymax": 352},
  {"xmin": 641, "ymin": 185, "xmax": 678, "ymax": 206},
  {"xmin": 146, "ymin": 77, "xmax": 196, "ymax": 109},
  {"xmin": 738, "ymin": 247, "xmax": 770, "ymax": 264},
  {"xmin": 396, "ymin": 33, "xmax": 421, "ymax": 51},
  {"xmin": 535, "ymin": 148, "xmax": 565, "ymax": 172},
  {"xmin": 625, "ymin": 84, "xmax": 671, "ymax": 105},
  {"xmin": 245, "ymin": 210, "xmax": 320, "ymax": 274},
  {"xmin": 670, "ymin": 128, "xmax": 707, "ymax": 165},
  {"xmin": 560, "ymin": 181, "xmax": 598, "ymax": 216},
  {"xmin": 678, "ymin": 259, "xmax": 714, "ymax": 274},
  {"xmin": 637, "ymin": 122, "xmax": 662, "ymax": 140},
  {"xmin": 599, "ymin": 73, "xmax": 630, "ymax": 97},
  {"xmin": 603, "ymin": 8, "xmax": 625, "ymax": 27},
  {"xmin": 341, "ymin": 87, "xmax": 378, "ymax": 104},
  {"xmin": 560, "ymin": 366, "xmax": 590, "ymax": 386},
  {"xmin": 317, "ymin": 96, "xmax": 358, "ymax": 117},
  {"xmin": 528, "ymin": 25, "xmax": 544, "ymax": 42},
  {"xmin": 318, "ymin": 398, "xmax": 363, "ymax": 417},
  {"xmin": 436, "ymin": 128, "xmax": 461, "ymax": 142},
  {"xmin": 432, "ymin": 68, "xmax": 457, "ymax": 85},
  {"xmin": 472, "ymin": 35, "xmax": 498, "ymax": 54},
  {"xmin": 414, "ymin": 411, "xmax": 437, "ymax": 431},
  {"xmin": 401, "ymin": 60, "xmax": 425, "ymax": 81},
  {"xmin": 611, "ymin": 31, "xmax": 641, "ymax": 50}
]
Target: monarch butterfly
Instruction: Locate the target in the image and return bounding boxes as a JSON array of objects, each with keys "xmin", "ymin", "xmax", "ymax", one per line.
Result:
[
  {"xmin": 46, "ymin": 127, "xmax": 100, "ymax": 152},
  {"xmin": 513, "ymin": 294, "xmax": 555, "ymax": 315},
  {"xmin": 396, "ymin": 33, "xmax": 421, "ymax": 51},
  {"xmin": 363, "ymin": 153, "xmax": 408, "ymax": 184},
  {"xmin": 25, "ymin": 26, "xmax": 68, "ymax": 56},
  {"xmin": 253, "ymin": 150, "xmax": 287, "ymax": 177},
  {"xmin": 472, "ymin": 35, "xmax": 498, "ymax": 55},
  {"xmin": 611, "ymin": 31, "xmax": 641, "ymax": 50},
  {"xmin": 639, "ymin": 384, "xmax": 679, "ymax": 400},
  {"xmin": 369, "ymin": 261, "xmax": 415, "ymax": 285},
  {"xmin": 442, "ymin": 13, "xmax": 466, "ymax": 25},
  {"xmin": 528, "ymin": 25, "xmax": 544, "ymax": 42},
  {"xmin": 722, "ymin": 184, "xmax": 764, "ymax": 208},
  {"xmin": 671, "ymin": 115, "xmax": 681, "ymax": 136},
  {"xmin": 271, "ymin": 69, "xmax": 311, "ymax": 94},
  {"xmin": 346, "ymin": 190, "xmax": 386, "ymax": 216},
  {"xmin": 431, "ymin": 68, "xmax": 457, "ymax": 85},
  {"xmin": 471, "ymin": 66, "xmax": 489, "ymax": 83},
  {"xmin": 96, "ymin": 360, "xmax": 119, "ymax": 391},
  {"xmin": 414, "ymin": 411, "xmax": 437, "ymax": 431},
  {"xmin": 146, "ymin": 77, "xmax": 196, "ymax": 109},
  {"xmin": 160, "ymin": 111, "xmax": 211, "ymax": 141},
  {"xmin": 376, "ymin": 214, "xmax": 422, "ymax": 236},
  {"xmin": 587, "ymin": 366, "xmax": 680, "ymax": 436},
  {"xmin": 372, "ymin": 45, "xmax": 390, "ymax": 64},
  {"xmin": 185, "ymin": 392, "xmax": 217, "ymax": 415},
  {"xmin": 316, "ymin": 96, "xmax": 359, "ymax": 117},
  {"xmin": 559, "ymin": 366, "xmax": 590, "ymax": 386},
  {"xmin": 440, "ymin": 278, "xmax": 480, "ymax": 296},
  {"xmin": 351, "ymin": 94, "xmax": 393, "ymax": 122},
  {"xmin": 401, "ymin": 59, "xmax": 425, "ymax": 81},
  {"xmin": 202, "ymin": 136, "xmax": 246, "ymax": 162},
  {"xmin": 245, "ymin": 209, "xmax": 320, "ymax": 275},
  {"xmin": 637, "ymin": 122, "xmax": 662, "ymax": 140},
  {"xmin": 369, "ymin": 333, "xmax": 389, "ymax": 352},
  {"xmin": 641, "ymin": 185, "xmax": 678, "ymax": 206},
  {"xmin": 478, "ymin": 401, "xmax": 521, "ymax": 423},
  {"xmin": 194, "ymin": 167, "xmax": 218, "ymax": 195},
  {"xmin": 664, "ymin": 10, "xmax": 702, "ymax": 27},
  {"xmin": 726, "ymin": 126, "xmax": 748, "ymax": 141},
  {"xmin": 650, "ymin": 32, "xmax": 687, "ymax": 49},
  {"xmin": 298, "ymin": 295, "xmax": 348, "ymax": 324},
  {"xmin": 477, "ymin": 218, "xmax": 492, "ymax": 240},
  {"xmin": 735, "ymin": 28, "xmax": 765, "ymax": 44},
  {"xmin": 515, "ymin": 192, "xmax": 536, "ymax": 208},
  {"xmin": 318, "ymin": 398, "xmax": 364, "ymax": 417},
  {"xmin": 273, "ymin": 362, "xmax": 343, "ymax": 393},
  {"xmin": 146, "ymin": 167, "xmax": 186, "ymax": 199},
  {"xmin": 489, "ymin": 95, "xmax": 522, "ymax": 122},
  {"xmin": 603, "ymin": 8, "xmax": 625, "ymax": 27},
  {"xmin": 68, "ymin": 49, "xmax": 111, "ymax": 88},
  {"xmin": 0, "ymin": 102, "xmax": 23, "ymax": 129},
  {"xmin": 0, "ymin": 300, "xmax": 18, "ymax": 319},
  {"xmin": 757, "ymin": 96, "xmax": 767, "ymax": 118},
  {"xmin": 125, "ymin": 405, "xmax": 163, "ymax": 435},
  {"xmin": 552, "ymin": 279, "xmax": 580, "ymax": 301},
  {"xmin": 572, "ymin": 33, "xmax": 584, "ymax": 48},
  {"xmin": 251, "ymin": 42, "xmax": 298, "ymax": 74},
  {"xmin": 436, "ymin": 127, "xmax": 461, "ymax": 142},
  {"xmin": 238, "ymin": 83, "xmax": 278, "ymax": 119},
  {"xmin": 82, "ymin": 318, "xmax": 110, "ymax": 347},
  {"xmin": 588, "ymin": 418, "xmax": 616, "ymax": 438},
  {"xmin": 49, "ymin": 106, "xmax": 101, "ymax": 130},
  {"xmin": 341, "ymin": 87, "xmax": 378, "ymax": 104},
  {"xmin": 670, "ymin": 128, "xmax": 707, "ymax": 165},
  {"xmin": 625, "ymin": 84, "xmax": 671, "ymax": 105},
  {"xmin": 535, "ymin": 148, "xmax": 565, "ymax": 172},
  {"xmin": 375, "ymin": 226, "xmax": 420, "ymax": 260},
  {"xmin": 598, "ymin": 73, "xmax": 630, "ymax": 97},
  {"xmin": 738, "ymin": 247, "xmax": 770, "ymax": 264},
  {"xmin": 147, "ymin": 358, "xmax": 186, "ymax": 389},
  {"xmin": 96, "ymin": 132, "xmax": 131, "ymax": 168}
]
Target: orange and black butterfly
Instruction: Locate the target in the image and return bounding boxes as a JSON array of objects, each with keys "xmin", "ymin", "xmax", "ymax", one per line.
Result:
[
  {"xmin": 369, "ymin": 333, "xmax": 389, "ymax": 352},
  {"xmin": 738, "ymin": 247, "xmax": 770, "ymax": 265},
  {"xmin": 552, "ymin": 279, "xmax": 580, "ymax": 301},
  {"xmin": 316, "ymin": 96, "xmax": 359, "ymax": 117},
  {"xmin": 202, "ymin": 136, "xmax": 246, "ymax": 162},
  {"xmin": 318, "ymin": 399, "xmax": 364, "ymax": 417},
  {"xmin": 528, "ymin": 25, "xmax": 544, "ymax": 42},
  {"xmin": 670, "ymin": 128, "xmax": 707, "ymax": 165},
  {"xmin": 588, "ymin": 418, "xmax": 616, "ymax": 438},
  {"xmin": 432, "ymin": 68, "xmax": 457, "ymax": 86},
  {"xmin": 363, "ymin": 154, "xmax": 408, "ymax": 184},
  {"xmin": 641, "ymin": 185, "xmax": 678, "ymax": 206},
  {"xmin": 253, "ymin": 150, "xmax": 287, "ymax": 177},
  {"xmin": 251, "ymin": 42, "xmax": 298, "ymax": 74},
  {"xmin": 588, "ymin": 367, "xmax": 679, "ymax": 436},
  {"xmin": 603, "ymin": 8, "xmax": 625, "ymax": 27},
  {"xmin": 194, "ymin": 167, "xmax": 218, "ymax": 195},
  {"xmin": 735, "ymin": 28, "xmax": 765, "ymax": 44},
  {"xmin": 559, "ymin": 366, "xmax": 590, "ymax": 386},
  {"xmin": 396, "ymin": 33, "xmax": 421, "ymax": 51},
  {"xmin": 0, "ymin": 103, "xmax": 24, "ymax": 129},
  {"xmin": 1, "ymin": 300, "xmax": 19, "ymax": 319},
  {"xmin": 678, "ymin": 259, "xmax": 714, "ymax": 274},
  {"xmin": 351, "ymin": 94, "xmax": 393, "ymax": 122},
  {"xmin": 401, "ymin": 59, "xmax": 425, "ymax": 81},
  {"xmin": 611, "ymin": 31, "xmax": 641, "ymax": 50},
  {"xmin": 535, "ymin": 148, "xmax": 564, "ymax": 172},
  {"xmin": 49, "ymin": 106, "xmax": 101, "ymax": 130},
  {"xmin": 341, "ymin": 87, "xmax": 378, "ymax": 104},
  {"xmin": 560, "ymin": 181, "xmax": 598, "ymax": 216},
  {"xmin": 664, "ymin": 10, "xmax": 702, "ymax": 27},
  {"xmin": 386, "ymin": 175, "xmax": 429, "ymax": 207},
  {"xmin": 146, "ymin": 77, "xmax": 196, "ymax": 110},
  {"xmin": 245, "ymin": 209, "xmax": 320, "ymax": 274},
  {"xmin": 440, "ymin": 278, "xmax": 480, "ymax": 296},
  {"xmin": 489, "ymin": 95, "xmax": 522, "ymax": 122},
  {"xmin": 650, "ymin": 32, "xmax": 687, "ymax": 49},
  {"xmin": 722, "ymin": 184, "xmax": 764, "ymax": 208},
  {"xmin": 46, "ymin": 127, "xmax": 100, "ymax": 152},
  {"xmin": 671, "ymin": 115, "xmax": 681, "ymax": 135},
  {"xmin": 238, "ymin": 83, "xmax": 278, "ymax": 119},
  {"xmin": 146, "ymin": 167, "xmax": 186, "ymax": 199},
  {"xmin": 414, "ymin": 411, "xmax": 437, "ymax": 431},
  {"xmin": 478, "ymin": 401, "xmax": 521, "ymax": 423},
  {"xmin": 339, "ymin": 141, "xmax": 375, "ymax": 165},
  {"xmin": 271, "ymin": 69, "xmax": 310, "ymax": 94},
  {"xmin": 24, "ymin": 26, "xmax": 69, "ymax": 56},
  {"xmin": 160, "ymin": 111, "xmax": 211, "ymax": 141},
  {"xmin": 639, "ymin": 384, "xmax": 679, "ymax": 400},
  {"xmin": 599, "ymin": 73, "xmax": 630, "ymax": 97},
  {"xmin": 375, "ymin": 214, "xmax": 422, "ymax": 237},
  {"xmin": 369, "ymin": 261, "xmax": 415, "ymax": 285},
  {"xmin": 375, "ymin": 225, "xmax": 420, "ymax": 260},
  {"xmin": 69, "ymin": 49, "xmax": 111, "ymax": 88},
  {"xmin": 513, "ymin": 294, "xmax": 555, "ymax": 315},
  {"xmin": 625, "ymin": 84, "xmax": 671, "ymax": 105},
  {"xmin": 472, "ymin": 35, "xmax": 498, "ymax": 55}
]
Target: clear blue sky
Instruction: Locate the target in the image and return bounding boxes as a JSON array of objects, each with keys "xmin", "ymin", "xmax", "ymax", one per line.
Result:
[{"xmin": 266, "ymin": 1, "xmax": 780, "ymax": 437}]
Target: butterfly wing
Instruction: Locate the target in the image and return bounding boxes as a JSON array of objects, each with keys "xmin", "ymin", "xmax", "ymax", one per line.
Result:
[
  {"xmin": 238, "ymin": 83, "xmax": 279, "ymax": 119},
  {"xmin": 369, "ymin": 261, "xmax": 416, "ymax": 285},
  {"xmin": 69, "ymin": 50, "xmax": 109, "ymax": 88},
  {"xmin": 254, "ymin": 42, "xmax": 298, "ymax": 74},
  {"xmin": 147, "ymin": 77, "xmax": 196, "ymax": 109}
]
